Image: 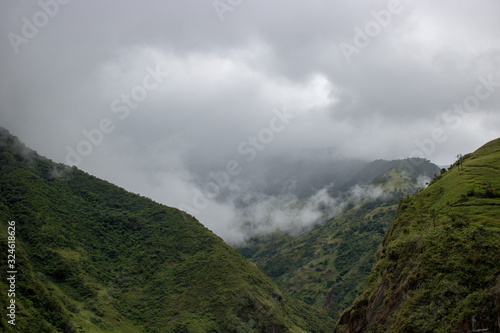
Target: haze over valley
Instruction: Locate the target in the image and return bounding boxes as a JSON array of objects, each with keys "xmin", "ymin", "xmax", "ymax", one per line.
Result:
[{"xmin": 1, "ymin": 1, "xmax": 500, "ymax": 332}]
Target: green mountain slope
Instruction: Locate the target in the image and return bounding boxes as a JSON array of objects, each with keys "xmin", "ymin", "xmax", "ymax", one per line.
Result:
[
  {"xmin": 0, "ymin": 128, "xmax": 334, "ymax": 332},
  {"xmin": 336, "ymin": 158, "xmax": 440, "ymax": 194},
  {"xmin": 238, "ymin": 159, "xmax": 440, "ymax": 322},
  {"xmin": 336, "ymin": 138, "xmax": 500, "ymax": 332}
]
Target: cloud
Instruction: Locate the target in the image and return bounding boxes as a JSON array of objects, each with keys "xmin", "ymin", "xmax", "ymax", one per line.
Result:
[
  {"xmin": 416, "ymin": 174, "xmax": 432, "ymax": 189},
  {"xmin": 1, "ymin": 0, "xmax": 499, "ymax": 242},
  {"xmin": 349, "ymin": 184, "xmax": 389, "ymax": 203},
  {"xmin": 233, "ymin": 188, "xmax": 343, "ymax": 240}
]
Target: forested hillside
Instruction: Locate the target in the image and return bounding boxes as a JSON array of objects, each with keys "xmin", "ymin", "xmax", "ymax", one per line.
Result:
[
  {"xmin": 239, "ymin": 158, "xmax": 440, "ymax": 322},
  {"xmin": 0, "ymin": 128, "xmax": 334, "ymax": 332}
]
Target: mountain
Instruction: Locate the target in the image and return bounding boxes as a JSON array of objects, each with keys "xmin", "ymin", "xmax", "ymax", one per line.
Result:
[
  {"xmin": 238, "ymin": 158, "xmax": 440, "ymax": 322},
  {"xmin": 192, "ymin": 149, "xmax": 367, "ymax": 202},
  {"xmin": 335, "ymin": 158, "xmax": 441, "ymax": 194},
  {"xmin": 251, "ymin": 151, "xmax": 366, "ymax": 198},
  {"xmin": 0, "ymin": 127, "xmax": 334, "ymax": 332},
  {"xmin": 199, "ymin": 150, "xmax": 438, "ymax": 202},
  {"xmin": 336, "ymin": 138, "xmax": 500, "ymax": 332}
]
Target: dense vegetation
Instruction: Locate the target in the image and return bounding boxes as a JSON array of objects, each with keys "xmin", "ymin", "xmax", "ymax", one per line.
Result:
[
  {"xmin": 336, "ymin": 138, "xmax": 500, "ymax": 332},
  {"xmin": 3, "ymin": 124, "xmax": 495, "ymax": 332},
  {"xmin": 238, "ymin": 159, "xmax": 440, "ymax": 322},
  {"xmin": 0, "ymin": 128, "xmax": 334, "ymax": 332}
]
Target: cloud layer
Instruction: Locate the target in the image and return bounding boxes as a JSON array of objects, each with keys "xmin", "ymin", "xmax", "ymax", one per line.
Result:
[{"xmin": 1, "ymin": 0, "xmax": 499, "ymax": 242}]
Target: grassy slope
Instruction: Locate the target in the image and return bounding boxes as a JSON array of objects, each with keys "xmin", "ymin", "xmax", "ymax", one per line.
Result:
[
  {"xmin": 239, "ymin": 199, "xmax": 397, "ymax": 322},
  {"xmin": 0, "ymin": 129, "xmax": 334, "ymax": 332},
  {"xmin": 239, "ymin": 160, "xmax": 439, "ymax": 322},
  {"xmin": 336, "ymin": 138, "xmax": 500, "ymax": 333}
]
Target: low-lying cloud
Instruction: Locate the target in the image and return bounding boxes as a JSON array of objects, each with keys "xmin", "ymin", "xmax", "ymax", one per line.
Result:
[
  {"xmin": 348, "ymin": 184, "xmax": 391, "ymax": 204},
  {"xmin": 182, "ymin": 179, "xmax": 398, "ymax": 245},
  {"xmin": 235, "ymin": 188, "xmax": 342, "ymax": 239}
]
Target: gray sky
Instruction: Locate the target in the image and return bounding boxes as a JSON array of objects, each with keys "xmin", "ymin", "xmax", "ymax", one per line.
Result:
[{"xmin": 1, "ymin": 0, "xmax": 500, "ymax": 242}]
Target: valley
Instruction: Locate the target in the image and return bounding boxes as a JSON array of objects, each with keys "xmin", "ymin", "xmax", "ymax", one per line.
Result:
[{"xmin": 0, "ymin": 126, "xmax": 498, "ymax": 332}]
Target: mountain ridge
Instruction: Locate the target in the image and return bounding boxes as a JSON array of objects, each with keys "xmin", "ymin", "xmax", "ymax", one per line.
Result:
[
  {"xmin": 0, "ymin": 127, "xmax": 334, "ymax": 332},
  {"xmin": 335, "ymin": 137, "xmax": 500, "ymax": 332},
  {"xmin": 238, "ymin": 158, "xmax": 440, "ymax": 322}
]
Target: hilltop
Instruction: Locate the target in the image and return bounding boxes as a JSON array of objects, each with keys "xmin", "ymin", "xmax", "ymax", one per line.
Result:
[
  {"xmin": 336, "ymin": 137, "xmax": 500, "ymax": 332},
  {"xmin": 0, "ymin": 128, "xmax": 334, "ymax": 332}
]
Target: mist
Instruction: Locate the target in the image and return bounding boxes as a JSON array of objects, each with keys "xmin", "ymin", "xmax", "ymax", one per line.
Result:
[{"xmin": 1, "ymin": 1, "xmax": 499, "ymax": 243}]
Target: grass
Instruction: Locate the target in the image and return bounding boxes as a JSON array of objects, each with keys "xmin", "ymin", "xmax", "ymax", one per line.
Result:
[
  {"xmin": 336, "ymin": 137, "xmax": 500, "ymax": 333},
  {"xmin": 238, "ymin": 160, "xmax": 438, "ymax": 322},
  {"xmin": 0, "ymin": 128, "xmax": 334, "ymax": 332}
]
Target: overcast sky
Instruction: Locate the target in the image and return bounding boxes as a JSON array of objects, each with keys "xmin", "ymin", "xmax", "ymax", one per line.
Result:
[{"xmin": 1, "ymin": 0, "xmax": 500, "ymax": 242}]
